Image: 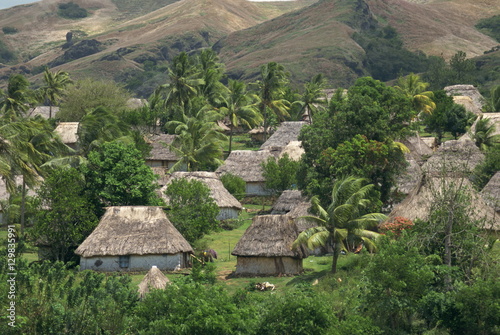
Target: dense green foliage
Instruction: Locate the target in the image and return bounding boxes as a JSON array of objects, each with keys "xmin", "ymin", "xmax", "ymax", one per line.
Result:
[
  {"xmin": 164, "ymin": 178, "xmax": 219, "ymax": 243},
  {"xmin": 220, "ymin": 172, "xmax": 246, "ymax": 201},
  {"xmin": 31, "ymin": 167, "xmax": 99, "ymax": 262},
  {"xmin": 82, "ymin": 141, "xmax": 162, "ymax": 208},
  {"xmin": 0, "ymin": 39, "xmax": 15, "ymax": 63},
  {"xmin": 261, "ymin": 153, "xmax": 299, "ymax": 195},
  {"xmin": 475, "ymin": 15, "xmax": 500, "ymax": 42},
  {"xmin": 57, "ymin": 2, "xmax": 88, "ymax": 19},
  {"xmin": 472, "ymin": 145, "xmax": 500, "ymax": 190},
  {"xmin": 2, "ymin": 27, "xmax": 18, "ymax": 35}
]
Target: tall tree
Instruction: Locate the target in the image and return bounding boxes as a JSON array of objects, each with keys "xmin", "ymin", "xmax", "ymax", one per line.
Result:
[
  {"xmin": 166, "ymin": 108, "xmax": 227, "ymax": 171},
  {"xmin": 256, "ymin": 62, "xmax": 290, "ymax": 141},
  {"xmin": 197, "ymin": 48, "xmax": 226, "ymax": 107},
  {"xmin": 0, "ymin": 74, "xmax": 35, "ymax": 120},
  {"xmin": 395, "ymin": 73, "xmax": 435, "ymax": 116},
  {"xmin": 39, "ymin": 68, "xmax": 72, "ymax": 118},
  {"xmin": 219, "ymin": 79, "xmax": 262, "ymax": 154},
  {"xmin": 299, "ymin": 74, "xmax": 327, "ymax": 123},
  {"xmin": 293, "ymin": 176, "xmax": 385, "ymax": 273}
]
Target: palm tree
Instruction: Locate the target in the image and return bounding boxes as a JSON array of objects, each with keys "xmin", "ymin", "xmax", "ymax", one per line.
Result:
[
  {"xmin": 0, "ymin": 74, "xmax": 35, "ymax": 120},
  {"xmin": 158, "ymin": 52, "xmax": 205, "ymax": 119},
  {"xmin": 219, "ymin": 79, "xmax": 262, "ymax": 154},
  {"xmin": 197, "ymin": 49, "xmax": 226, "ymax": 107},
  {"xmin": 292, "ymin": 176, "xmax": 386, "ymax": 273},
  {"xmin": 483, "ymin": 85, "xmax": 500, "ymax": 113},
  {"xmin": 299, "ymin": 74, "xmax": 327, "ymax": 123},
  {"xmin": 256, "ymin": 62, "xmax": 290, "ymax": 141},
  {"xmin": 470, "ymin": 116, "xmax": 499, "ymax": 151},
  {"xmin": 395, "ymin": 73, "xmax": 436, "ymax": 117},
  {"xmin": 39, "ymin": 68, "xmax": 72, "ymax": 118},
  {"xmin": 166, "ymin": 108, "xmax": 227, "ymax": 172}
]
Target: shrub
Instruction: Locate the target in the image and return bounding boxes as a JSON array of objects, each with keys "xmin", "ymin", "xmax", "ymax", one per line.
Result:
[
  {"xmin": 221, "ymin": 172, "xmax": 246, "ymax": 200},
  {"xmin": 58, "ymin": 2, "xmax": 88, "ymax": 19},
  {"xmin": 2, "ymin": 26, "xmax": 18, "ymax": 34}
]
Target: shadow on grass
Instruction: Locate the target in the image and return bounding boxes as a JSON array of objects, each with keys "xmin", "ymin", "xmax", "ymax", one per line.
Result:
[{"xmin": 286, "ymin": 269, "xmax": 330, "ymax": 286}]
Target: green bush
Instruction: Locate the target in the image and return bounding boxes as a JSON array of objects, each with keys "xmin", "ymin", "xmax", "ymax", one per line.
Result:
[
  {"xmin": 58, "ymin": 2, "xmax": 88, "ymax": 19},
  {"xmin": 476, "ymin": 15, "xmax": 500, "ymax": 42},
  {"xmin": 2, "ymin": 27, "xmax": 18, "ymax": 34},
  {"xmin": 221, "ymin": 172, "xmax": 246, "ymax": 200}
]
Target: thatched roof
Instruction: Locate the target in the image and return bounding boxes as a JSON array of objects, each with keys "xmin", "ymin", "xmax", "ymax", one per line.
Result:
[
  {"xmin": 271, "ymin": 190, "xmax": 308, "ymax": 214},
  {"xmin": 232, "ymin": 214, "xmax": 308, "ymax": 258},
  {"xmin": 452, "ymin": 96, "xmax": 482, "ymax": 115},
  {"xmin": 421, "ymin": 139, "xmax": 484, "ymax": 176},
  {"xmin": 388, "ymin": 176, "xmax": 500, "ymax": 231},
  {"xmin": 421, "ymin": 137, "xmax": 438, "ymax": 150},
  {"xmin": 216, "ymin": 149, "xmax": 277, "ymax": 182},
  {"xmin": 161, "ymin": 171, "xmax": 242, "ymax": 209},
  {"xmin": 396, "ymin": 156, "xmax": 422, "ymax": 195},
  {"xmin": 54, "ymin": 122, "xmax": 79, "ymax": 145},
  {"xmin": 75, "ymin": 206, "xmax": 193, "ymax": 257},
  {"xmin": 481, "ymin": 171, "xmax": 500, "ymax": 210},
  {"xmin": 150, "ymin": 167, "xmax": 169, "ymax": 186},
  {"xmin": 279, "ymin": 141, "xmax": 305, "ymax": 161},
  {"xmin": 137, "ymin": 265, "xmax": 170, "ymax": 299},
  {"xmin": 26, "ymin": 106, "xmax": 59, "ymax": 119},
  {"xmin": 444, "ymin": 85, "xmax": 485, "ymax": 112},
  {"xmin": 402, "ymin": 135, "xmax": 434, "ymax": 164},
  {"xmin": 261, "ymin": 121, "xmax": 307, "ymax": 149},
  {"xmin": 127, "ymin": 98, "xmax": 146, "ymax": 109},
  {"xmin": 146, "ymin": 134, "xmax": 178, "ymax": 161}
]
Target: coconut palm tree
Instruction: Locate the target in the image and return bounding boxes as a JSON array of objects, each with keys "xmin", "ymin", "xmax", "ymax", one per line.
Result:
[
  {"xmin": 256, "ymin": 62, "xmax": 290, "ymax": 141},
  {"xmin": 470, "ymin": 116, "xmax": 500, "ymax": 151},
  {"xmin": 39, "ymin": 68, "xmax": 72, "ymax": 118},
  {"xmin": 299, "ymin": 74, "xmax": 327, "ymax": 123},
  {"xmin": 219, "ymin": 79, "xmax": 262, "ymax": 154},
  {"xmin": 0, "ymin": 74, "xmax": 35, "ymax": 120},
  {"xmin": 292, "ymin": 176, "xmax": 386, "ymax": 273},
  {"xmin": 197, "ymin": 48, "xmax": 226, "ymax": 107},
  {"xmin": 395, "ymin": 73, "xmax": 436, "ymax": 117},
  {"xmin": 158, "ymin": 52, "xmax": 205, "ymax": 119},
  {"xmin": 166, "ymin": 108, "xmax": 227, "ymax": 172}
]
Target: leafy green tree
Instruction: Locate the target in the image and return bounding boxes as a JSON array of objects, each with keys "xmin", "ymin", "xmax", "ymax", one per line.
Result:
[
  {"xmin": 166, "ymin": 107, "xmax": 227, "ymax": 171},
  {"xmin": 261, "ymin": 153, "xmax": 300, "ymax": 195},
  {"xmin": 421, "ymin": 90, "xmax": 473, "ymax": 143},
  {"xmin": 449, "ymin": 51, "xmax": 476, "ymax": 84},
  {"xmin": 256, "ymin": 62, "xmax": 290, "ymax": 141},
  {"xmin": 82, "ymin": 141, "xmax": 162, "ymax": 208},
  {"xmin": 31, "ymin": 167, "xmax": 98, "ymax": 262},
  {"xmin": 164, "ymin": 178, "xmax": 219, "ymax": 243},
  {"xmin": 219, "ymin": 79, "xmax": 262, "ymax": 154},
  {"xmin": 220, "ymin": 172, "xmax": 246, "ymax": 201},
  {"xmin": 483, "ymin": 85, "xmax": 500, "ymax": 113},
  {"xmin": 293, "ymin": 176, "xmax": 385, "ymax": 273},
  {"xmin": 39, "ymin": 68, "xmax": 72, "ymax": 118},
  {"xmin": 58, "ymin": 78, "xmax": 131, "ymax": 121},
  {"xmin": 472, "ymin": 145, "xmax": 500, "ymax": 189}
]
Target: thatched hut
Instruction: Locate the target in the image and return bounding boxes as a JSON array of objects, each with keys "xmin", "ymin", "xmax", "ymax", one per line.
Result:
[
  {"xmin": 279, "ymin": 141, "xmax": 305, "ymax": 161},
  {"xmin": 145, "ymin": 134, "xmax": 184, "ymax": 171},
  {"xmin": 232, "ymin": 215, "xmax": 308, "ymax": 276},
  {"xmin": 482, "ymin": 172, "xmax": 500, "ymax": 210},
  {"xmin": 216, "ymin": 149, "xmax": 278, "ymax": 196},
  {"xmin": 54, "ymin": 122, "xmax": 79, "ymax": 150},
  {"xmin": 249, "ymin": 127, "xmax": 273, "ymax": 143},
  {"xmin": 137, "ymin": 265, "xmax": 171, "ymax": 299},
  {"xmin": 421, "ymin": 139, "xmax": 484, "ymax": 176},
  {"xmin": 76, "ymin": 206, "xmax": 194, "ymax": 271},
  {"xmin": 261, "ymin": 121, "xmax": 307, "ymax": 150},
  {"xmin": 388, "ymin": 176, "xmax": 500, "ymax": 231},
  {"xmin": 161, "ymin": 171, "xmax": 243, "ymax": 220},
  {"xmin": 271, "ymin": 190, "xmax": 308, "ymax": 215},
  {"xmin": 444, "ymin": 85, "xmax": 485, "ymax": 113},
  {"xmin": 402, "ymin": 135, "xmax": 434, "ymax": 164}
]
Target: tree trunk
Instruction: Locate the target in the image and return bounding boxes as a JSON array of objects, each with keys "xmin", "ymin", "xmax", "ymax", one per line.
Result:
[
  {"xmin": 331, "ymin": 238, "xmax": 341, "ymax": 274},
  {"xmin": 20, "ymin": 178, "xmax": 26, "ymax": 236},
  {"xmin": 228, "ymin": 127, "xmax": 233, "ymax": 154}
]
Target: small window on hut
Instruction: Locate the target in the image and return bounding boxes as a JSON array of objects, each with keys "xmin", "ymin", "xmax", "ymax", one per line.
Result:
[{"xmin": 119, "ymin": 255, "xmax": 130, "ymax": 268}]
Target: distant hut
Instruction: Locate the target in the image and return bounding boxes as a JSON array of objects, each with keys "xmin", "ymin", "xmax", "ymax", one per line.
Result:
[
  {"xmin": 54, "ymin": 122, "xmax": 79, "ymax": 150},
  {"xmin": 279, "ymin": 141, "xmax": 305, "ymax": 161},
  {"xmin": 260, "ymin": 121, "xmax": 307, "ymax": 150},
  {"xmin": 452, "ymin": 96, "xmax": 482, "ymax": 115},
  {"xmin": 26, "ymin": 106, "xmax": 59, "ymax": 119},
  {"xmin": 76, "ymin": 206, "xmax": 193, "ymax": 271},
  {"xmin": 161, "ymin": 171, "xmax": 243, "ymax": 220},
  {"xmin": 232, "ymin": 215, "xmax": 308, "ymax": 276},
  {"xmin": 137, "ymin": 265, "xmax": 171, "ymax": 299},
  {"xmin": 421, "ymin": 139, "xmax": 484, "ymax": 176},
  {"xmin": 271, "ymin": 190, "xmax": 308, "ymax": 215},
  {"xmin": 421, "ymin": 137, "xmax": 438, "ymax": 150},
  {"xmin": 395, "ymin": 156, "xmax": 422, "ymax": 197},
  {"xmin": 388, "ymin": 176, "xmax": 500, "ymax": 231},
  {"xmin": 249, "ymin": 127, "xmax": 273, "ymax": 143},
  {"xmin": 444, "ymin": 85, "xmax": 485, "ymax": 113},
  {"xmin": 216, "ymin": 150, "xmax": 278, "ymax": 196},
  {"xmin": 482, "ymin": 172, "xmax": 500, "ymax": 211},
  {"xmin": 402, "ymin": 135, "xmax": 434, "ymax": 164},
  {"xmin": 145, "ymin": 134, "xmax": 184, "ymax": 171}
]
